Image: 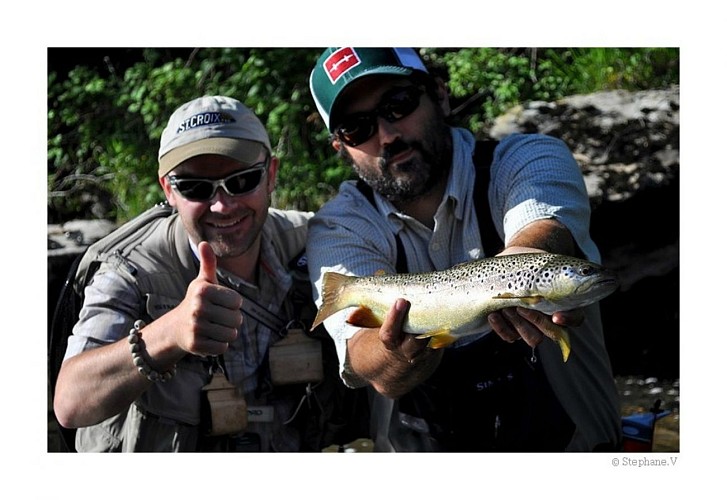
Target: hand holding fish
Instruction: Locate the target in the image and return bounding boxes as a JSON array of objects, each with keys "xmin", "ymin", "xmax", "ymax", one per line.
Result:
[
  {"xmin": 487, "ymin": 306, "xmax": 583, "ymax": 348},
  {"xmin": 347, "ymin": 298, "xmax": 444, "ymax": 399},
  {"xmin": 487, "ymin": 246, "xmax": 585, "ymax": 348},
  {"xmin": 378, "ymin": 299, "xmax": 425, "ymax": 360}
]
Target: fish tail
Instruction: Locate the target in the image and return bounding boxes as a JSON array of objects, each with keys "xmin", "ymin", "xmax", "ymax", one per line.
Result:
[{"xmin": 312, "ymin": 272, "xmax": 356, "ymax": 329}]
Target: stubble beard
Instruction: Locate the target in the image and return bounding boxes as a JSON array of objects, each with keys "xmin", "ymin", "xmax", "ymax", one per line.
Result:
[{"xmin": 185, "ymin": 206, "xmax": 266, "ymax": 261}]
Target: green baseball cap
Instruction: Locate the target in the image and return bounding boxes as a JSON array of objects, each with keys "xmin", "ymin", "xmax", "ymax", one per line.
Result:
[{"xmin": 309, "ymin": 47, "xmax": 429, "ymax": 131}]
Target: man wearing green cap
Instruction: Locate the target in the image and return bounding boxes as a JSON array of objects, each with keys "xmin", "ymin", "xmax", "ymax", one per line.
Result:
[
  {"xmin": 54, "ymin": 96, "xmax": 326, "ymax": 452},
  {"xmin": 307, "ymin": 48, "xmax": 621, "ymax": 451}
]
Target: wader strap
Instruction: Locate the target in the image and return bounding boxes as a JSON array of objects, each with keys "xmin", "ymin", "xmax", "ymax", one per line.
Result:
[{"xmin": 355, "ymin": 179, "xmax": 408, "ymax": 273}]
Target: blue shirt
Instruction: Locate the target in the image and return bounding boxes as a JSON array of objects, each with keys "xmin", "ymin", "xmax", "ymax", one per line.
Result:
[
  {"xmin": 308, "ymin": 129, "xmax": 598, "ymax": 368},
  {"xmin": 306, "ymin": 128, "xmax": 620, "ymax": 450}
]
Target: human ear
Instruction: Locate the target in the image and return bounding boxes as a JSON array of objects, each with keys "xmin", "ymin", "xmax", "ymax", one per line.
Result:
[
  {"xmin": 433, "ymin": 77, "xmax": 451, "ymax": 117},
  {"xmin": 160, "ymin": 176, "xmax": 178, "ymax": 207}
]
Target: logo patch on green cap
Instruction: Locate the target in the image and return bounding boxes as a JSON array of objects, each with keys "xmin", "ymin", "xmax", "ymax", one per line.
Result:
[{"xmin": 323, "ymin": 47, "xmax": 362, "ymax": 84}]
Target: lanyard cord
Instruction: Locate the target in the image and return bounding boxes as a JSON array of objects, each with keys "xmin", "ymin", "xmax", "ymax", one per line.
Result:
[{"xmin": 216, "ymin": 274, "xmax": 287, "ymax": 335}]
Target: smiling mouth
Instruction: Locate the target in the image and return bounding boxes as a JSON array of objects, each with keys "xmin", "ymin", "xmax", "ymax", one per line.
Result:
[{"xmin": 209, "ymin": 217, "xmax": 244, "ymax": 229}]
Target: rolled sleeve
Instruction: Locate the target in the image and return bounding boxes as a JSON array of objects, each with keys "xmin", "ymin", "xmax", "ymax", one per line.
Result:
[
  {"xmin": 490, "ymin": 134, "xmax": 600, "ymax": 262},
  {"xmin": 64, "ymin": 266, "xmax": 142, "ymax": 359}
]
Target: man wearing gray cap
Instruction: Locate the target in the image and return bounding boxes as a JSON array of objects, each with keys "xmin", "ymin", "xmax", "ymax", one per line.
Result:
[
  {"xmin": 54, "ymin": 96, "xmax": 322, "ymax": 452},
  {"xmin": 307, "ymin": 48, "xmax": 621, "ymax": 452}
]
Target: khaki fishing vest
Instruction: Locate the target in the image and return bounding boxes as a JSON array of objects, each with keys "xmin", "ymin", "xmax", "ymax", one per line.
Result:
[{"xmin": 73, "ymin": 204, "xmax": 311, "ymax": 451}]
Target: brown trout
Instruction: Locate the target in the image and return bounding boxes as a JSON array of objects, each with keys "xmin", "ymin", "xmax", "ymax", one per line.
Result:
[{"xmin": 312, "ymin": 252, "xmax": 619, "ymax": 362}]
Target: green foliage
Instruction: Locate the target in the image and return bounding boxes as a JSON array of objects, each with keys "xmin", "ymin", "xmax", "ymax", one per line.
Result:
[
  {"xmin": 423, "ymin": 48, "xmax": 678, "ymax": 135},
  {"xmin": 48, "ymin": 48, "xmax": 678, "ymax": 223}
]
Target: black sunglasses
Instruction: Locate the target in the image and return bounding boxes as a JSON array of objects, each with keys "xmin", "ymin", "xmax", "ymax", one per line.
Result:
[
  {"xmin": 168, "ymin": 158, "xmax": 269, "ymax": 201},
  {"xmin": 334, "ymin": 86, "xmax": 424, "ymax": 147}
]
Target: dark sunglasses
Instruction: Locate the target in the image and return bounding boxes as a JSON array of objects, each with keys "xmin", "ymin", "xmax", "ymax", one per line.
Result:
[
  {"xmin": 334, "ymin": 86, "xmax": 424, "ymax": 147},
  {"xmin": 168, "ymin": 158, "xmax": 269, "ymax": 201}
]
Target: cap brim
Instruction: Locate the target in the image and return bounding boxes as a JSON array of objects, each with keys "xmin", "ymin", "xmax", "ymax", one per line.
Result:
[
  {"xmin": 328, "ymin": 66, "xmax": 414, "ymax": 130},
  {"xmin": 158, "ymin": 137, "xmax": 266, "ymax": 177}
]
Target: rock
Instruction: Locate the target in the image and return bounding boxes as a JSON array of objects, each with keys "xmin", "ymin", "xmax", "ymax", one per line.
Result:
[
  {"xmin": 490, "ymin": 87, "xmax": 679, "ymax": 205},
  {"xmin": 47, "ymin": 219, "xmax": 117, "ymax": 334}
]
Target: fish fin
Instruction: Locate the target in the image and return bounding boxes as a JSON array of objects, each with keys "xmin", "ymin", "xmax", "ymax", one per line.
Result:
[
  {"xmin": 312, "ymin": 272, "xmax": 356, "ymax": 329},
  {"xmin": 346, "ymin": 306, "xmax": 383, "ymax": 328},
  {"xmin": 374, "ymin": 269, "xmax": 388, "ymax": 276},
  {"xmin": 520, "ymin": 296, "xmax": 543, "ymax": 306},
  {"xmin": 415, "ymin": 328, "xmax": 457, "ymax": 349},
  {"xmin": 491, "ymin": 293, "xmax": 544, "ymax": 306},
  {"xmin": 543, "ymin": 324, "xmax": 571, "ymax": 362}
]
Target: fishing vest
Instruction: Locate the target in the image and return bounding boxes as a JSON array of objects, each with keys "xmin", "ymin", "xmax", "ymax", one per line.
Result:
[
  {"xmin": 358, "ymin": 140, "xmax": 576, "ymax": 451},
  {"xmin": 62, "ymin": 203, "xmax": 329, "ymax": 452}
]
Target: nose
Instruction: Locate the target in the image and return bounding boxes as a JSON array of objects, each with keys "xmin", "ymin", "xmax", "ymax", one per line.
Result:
[
  {"xmin": 375, "ymin": 116, "xmax": 402, "ymax": 146},
  {"xmin": 208, "ymin": 187, "xmax": 238, "ymax": 212}
]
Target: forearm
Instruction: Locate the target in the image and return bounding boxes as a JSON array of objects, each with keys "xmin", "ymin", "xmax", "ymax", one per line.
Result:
[
  {"xmin": 54, "ymin": 318, "xmax": 184, "ymax": 428},
  {"xmin": 506, "ymin": 218, "xmax": 576, "ymax": 256},
  {"xmin": 54, "ymin": 340, "xmax": 151, "ymax": 428}
]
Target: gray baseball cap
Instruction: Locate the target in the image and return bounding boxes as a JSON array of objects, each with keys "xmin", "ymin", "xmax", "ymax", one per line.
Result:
[{"xmin": 158, "ymin": 95, "xmax": 271, "ymax": 178}]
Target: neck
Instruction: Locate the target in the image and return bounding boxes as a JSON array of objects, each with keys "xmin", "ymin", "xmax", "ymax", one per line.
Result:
[
  {"xmin": 218, "ymin": 239, "xmax": 262, "ymax": 284},
  {"xmin": 393, "ymin": 175, "xmax": 448, "ymax": 230}
]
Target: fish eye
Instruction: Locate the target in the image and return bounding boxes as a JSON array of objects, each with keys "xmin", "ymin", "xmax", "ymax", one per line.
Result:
[{"xmin": 580, "ymin": 265, "xmax": 595, "ymax": 276}]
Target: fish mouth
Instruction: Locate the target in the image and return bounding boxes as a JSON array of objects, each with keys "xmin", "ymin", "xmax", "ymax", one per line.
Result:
[
  {"xmin": 572, "ymin": 275, "xmax": 619, "ymax": 299},
  {"xmin": 597, "ymin": 275, "xmax": 620, "ymax": 290},
  {"xmin": 597, "ymin": 276, "xmax": 619, "ymax": 286}
]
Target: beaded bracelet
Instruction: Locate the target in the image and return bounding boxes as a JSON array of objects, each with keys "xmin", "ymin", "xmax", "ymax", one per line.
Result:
[{"xmin": 128, "ymin": 319, "xmax": 176, "ymax": 382}]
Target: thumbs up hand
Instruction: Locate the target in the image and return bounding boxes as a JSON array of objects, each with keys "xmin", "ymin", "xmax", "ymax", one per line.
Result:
[{"xmin": 170, "ymin": 241, "xmax": 243, "ymax": 356}]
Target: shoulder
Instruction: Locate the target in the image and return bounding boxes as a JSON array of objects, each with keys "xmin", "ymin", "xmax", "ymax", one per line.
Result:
[
  {"xmin": 80, "ymin": 204, "xmax": 177, "ymax": 268},
  {"xmin": 85, "ymin": 204, "xmax": 178, "ymax": 256},
  {"xmin": 265, "ymin": 208, "xmax": 314, "ymax": 261},
  {"xmin": 311, "ymin": 180, "xmax": 382, "ymax": 226},
  {"xmin": 76, "ymin": 206, "xmax": 194, "ymax": 288},
  {"xmin": 497, "ymin": 132, "xmax": 569, "ymax": 149},
  {"xmin": 495, "ymin": 133, "xmax": 574, "ymax": 163},
  {"xmin": 308, "ymin": 181, "xmax": 395, "ymax": 250},
  {"xmin": 492, "ymin": 133, "xmax": 579, "ymax": 183},
  {"xmin": 306, "ymin": 182, "xmax": 399, "ymax": 278},
  {"xmin": 266, "ymin": 207, "xmax": 313, "ymax": 231}
]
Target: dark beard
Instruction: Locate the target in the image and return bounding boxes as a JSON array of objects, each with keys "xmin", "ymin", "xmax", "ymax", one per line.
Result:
[{"xmin": 340, "ymin": 123, "xmax": 452, "ymax": 204}]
